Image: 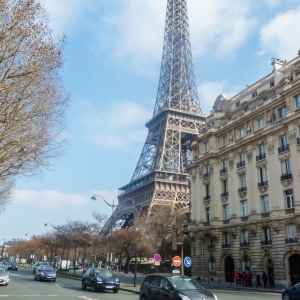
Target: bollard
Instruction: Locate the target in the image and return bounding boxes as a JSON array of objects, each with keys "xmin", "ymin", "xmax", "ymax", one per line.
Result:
[{"xmin": 218, "ymin": 278, "xmax": 220, "ymax": 286}]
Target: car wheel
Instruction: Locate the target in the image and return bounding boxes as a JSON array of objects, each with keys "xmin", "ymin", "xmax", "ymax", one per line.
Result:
[
  {"xmin": 140, "ymin": 296, "xmax": 147, "ymax": 300},
  {"xmin": 81, "ymin": 280, "xmax": 86, "ymax": 290},
  {"xmin": 91, "ymin": 283, "xmax": 96, "ymax": 292},
  {"xmin": 34, "ymin": 276, "xmax": 37, "ymax": 281},
  {"xmin": 113, "ymin": 288, "xmax": 118, "ymax": 293},
  {"xmin": 53, "ymin": 279, "xmax": 56, "ymax": 282},
  {"xmin": 283, "ymin": 293, "xmax": 291, "ymax": 300}
]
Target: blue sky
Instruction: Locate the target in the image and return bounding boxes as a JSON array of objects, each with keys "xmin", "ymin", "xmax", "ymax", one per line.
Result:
[{"xmin": 1, "ymin": 0, "xmax": 300, "ymax": 242}]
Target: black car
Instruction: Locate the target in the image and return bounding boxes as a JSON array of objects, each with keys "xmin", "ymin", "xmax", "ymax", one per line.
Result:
[
  {"xmin": 7, "ymin": 262, "xmax": 18, "ymax": 271},
  {"xmin": 82, "ymin": 267, "xmax": 119, "ymax": 293},
  {"xmin": 34, "ymin": 265, "xmax": 56, "ymax": 282},
  {"xmin": 282, "ymin": 282, "xmax": 300, "ymax": 300},
  {"xmin": 33, "ymin": 262, "xmax": 49, "ymax": 274},
  {"xmin": 139, "ymin": 273, "xmax": 217, "ymax": 300}
]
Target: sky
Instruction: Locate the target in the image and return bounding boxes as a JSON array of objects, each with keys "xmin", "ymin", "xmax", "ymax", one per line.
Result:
[{"xmin": 1, "ymin": 0, "xmax": 300, "ymax": 243}]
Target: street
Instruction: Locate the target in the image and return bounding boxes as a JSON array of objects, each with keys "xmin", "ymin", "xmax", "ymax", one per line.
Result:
[{"xmin": 0, "ymin": 267, "xmax": 282, "ymax": 300}]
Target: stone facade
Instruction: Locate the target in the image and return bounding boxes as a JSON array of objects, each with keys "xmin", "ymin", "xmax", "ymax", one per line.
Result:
[{"xmin": 186, "ymin": 53, "xmax": 300, "ymax": 288}]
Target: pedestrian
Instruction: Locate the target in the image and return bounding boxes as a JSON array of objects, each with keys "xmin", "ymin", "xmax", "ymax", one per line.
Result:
[
  {"xmin": 249, "ymin": 271, "xmax": 252, "ymax": 287},
  {"xmin": 234, "ymin": 272, "xmax": 239, "ymax": 285},
  {"xmin": 239, "ymin": 272, "xmax": 243, "ymax": 286},
  {"xmin": 269, "ymin": 272, "xmax": 275, "ymax": 288},
  {"xmin": 262, "ymin": 271, "xmax": 268, "ymax": 288},
  {"xmin": 256, "ymin": 274, "xmax": 261, "ymax": 287}
]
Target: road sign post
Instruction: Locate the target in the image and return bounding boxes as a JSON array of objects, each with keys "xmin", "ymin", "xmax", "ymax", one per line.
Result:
[
  {"xmin": 184, "ymin": 257, "xmax": 192, "ymax": 268},
  {"xmin": 172, "ymin": 256, "xmax": 182, "ymax": 267}
]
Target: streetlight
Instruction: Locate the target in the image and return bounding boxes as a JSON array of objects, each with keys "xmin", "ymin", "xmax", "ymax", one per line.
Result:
[
  {"xmin": 91, "ymin": 194, "xmax": 117, "ymax": 268},
  {"xmin": 177, "ymin": 236, "xmax": 184, "ymax": 275}
]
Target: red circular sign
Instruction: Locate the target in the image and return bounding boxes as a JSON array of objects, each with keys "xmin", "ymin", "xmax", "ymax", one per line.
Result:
[
  {"xmin": 154, "ymin": 253, "xmax": 161, "ymax": 262},
  {"xmin": 173, "ymin": 256, "xmax": 181, "ymax": 267}
]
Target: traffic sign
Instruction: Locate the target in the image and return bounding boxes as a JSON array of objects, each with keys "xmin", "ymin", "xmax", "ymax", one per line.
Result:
[
  {"xmin": 184, "ymin": 257, "xmax": 192, "ymax": 267},
  {"xmin": 173, "ymin": 256, "xmax": 181, "ymax": 267},
  {"xmin": 154, "ymin": 253, "xmax": 161, "ymax": 262},
  {"xmin": 154, "ymin": 262, "xmax": 160, "ymax": 266}
]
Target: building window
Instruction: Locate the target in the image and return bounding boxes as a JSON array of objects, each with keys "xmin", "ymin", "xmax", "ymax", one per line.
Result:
[
  {"xmin": 221, "ymin": 136, "xmax": 227, "ymax": 147},
  {"xmin": 258, "ymin": 166, "xmax": 267, "ymax": 186},
  {"xmin": 279, "ymin": 135, "xmax": 289, "ymax": 153},
  {"xmin": 203, "ymin": 164, "xmax": 210, "ymax": 178},
  {"xmin": 238, "ymin": 127, "xmax": 245, "ymax": 139},
  {"xmin": 261, "ymin": 195, "xmax": 269, "ymax": 213},
  {"xmin": 281, "ymin": 159, "xmax": 292, "ymax": 176},
  {"xmin": 262, "ymin": 227, "xmax": 271, "ymax": 245},
  {"xmin": 286, "ymin": 225, "xmax": 297, "ymax": 244},
  {"xmin": 220, "ymin": 160, "xmax": 228, "ymax": 174},
  {"xmin": 222, "ymin": 179, "xmax": 228, "ymax": 194},
  {"xmin": 257, "ymin": 117, "xmax": 264, "ymax": 130},
  {"xmin": 241, "ymin": 230, "xmax": 249, "ymax": 243},
  {"xmin": 279, "ymin": 107, "xmax": 286, "ymax": 119},
  {"xmin": 223, "ymin": 232, "xmax": 230, "ymax": 246},
  {"xmin": 270, "ymin": 80, "xmax": 274, "ymax": 88},
  {"xmin": 239, "ymin": 174, "xmax": 246, "ymax": 188},
  {"xmin": 205, "ymin": 184, "xmax": 210, "ymax": 198},
  {"xmin": 204, "ymin": 141, "xmax": 209, "ymax": 153},
  {"xmin": 252, "ymin": 91, "xmax": 257, "ymax": 98},
  {"xmin": 205, "ymin": 207, "xmax": 210, "ymax": 222},
  {"xmin": 257, "ymin": 144, "xmax": 266, "ymax": 161},
  {"xmin": 209, "ymin": 257, "xmax": 216, "ymax": 271},
  {"xmin": 241, "ymin": 200, "xmax": 248, "ymax": 217},
  {"xmin": 235, "ymin": 101, "xmax": 240, "ymax": 108},
  {"xmin": 237, "ymin": 152, "xmax": 245, "ymax": 168},
  {"xmin": 295, "ymin": 95, "xmax": 300, "ymax": 109},
  {"xmin": 223, "ymin": 204, "xmax": 229, "ymax": 220},
  {"xmin": 285, "ymin": 190, "xmax": 294, "ymax": 208}
]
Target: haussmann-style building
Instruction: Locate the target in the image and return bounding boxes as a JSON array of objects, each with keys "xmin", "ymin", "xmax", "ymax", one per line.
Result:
[{"xmin": 186, "ymin": 51, "xmax": 300, "ymax": 288}]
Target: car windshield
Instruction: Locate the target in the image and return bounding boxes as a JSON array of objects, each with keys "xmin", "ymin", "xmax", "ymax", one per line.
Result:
[
  {"xmin": 168, "ymin": 277, "xmax": 205, "ymax": 291},
  {"xmin": 40, "ymin": 266, "xmax": 54, "ymax": 271},
  {"xmin": 0, "ymin": 268, "xmax": 6, "ymax": 274},
  {"xmin": 94, "ymin": 269, "xmax": 113, "ymax": 277}
]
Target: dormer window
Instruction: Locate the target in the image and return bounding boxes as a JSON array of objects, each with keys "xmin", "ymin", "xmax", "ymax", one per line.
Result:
[
  {"xmin": 235, "ymin": 101, "xmax": 240, "ymax": 108},
  {"xmin": 252, "ymin": 91, "xmax": 257, "ymax": 98},
  {"xmin": 270, "ymin": 80, "xmax": 275, "ymax": 88}
]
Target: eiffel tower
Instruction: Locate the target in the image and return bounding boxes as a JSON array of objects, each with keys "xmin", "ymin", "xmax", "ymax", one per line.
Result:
[{"xmin": 102, "ymin": 0, "xmax": 205, "ymax": 234}]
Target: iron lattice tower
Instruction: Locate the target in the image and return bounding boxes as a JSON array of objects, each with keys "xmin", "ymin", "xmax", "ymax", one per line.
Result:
[{"xmin": 103, "ymin": 0, "xmax": 205, "ymax": 234}]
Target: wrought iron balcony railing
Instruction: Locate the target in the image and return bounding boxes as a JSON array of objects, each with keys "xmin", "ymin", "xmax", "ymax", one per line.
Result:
[
  {"xmin": 203, "ymin": 195, "xmax": 211, "ymax": 201},
  {"xmin": 203, "ymin": 172, "xmax": 210, "ymax": 179},
  {"xmin": 256, "ymin": 153, "xmax": 266, "ymax": 161},
  {"xmin": 281, "ymin": 174, "xmax": 292, "ymax": 181},
  {"xmin": 221, "ymin": 192, "xmax": 229, "ymax": 197},
  {"xmin": 240, "ymin": 241, "xmax": 250, "ymax": 247},
  {"xmin": 278, "ymin": 144, "xmax": 289, "ymax": 153},
  {"xmin": 238, "ymin": 187, "xmax": 247, "ymax": 193},
  {"xmin": 222, "ymin": 243, "xmax": 230, "ymax": 249},
  {"xmin": 285, "ymin": 238, "xmax": 298, "ymax": 244},
  {"xmin": 261, "ymin": 240, "xmax": 272, "ymax": 246},
  {"xmin": 297, "ymin": 137, "xmax": 300, "ymax": 145},
  {"xmin": 237, "ymin": 161, "xmax": 245, "ymax": 168},
  {"xmin": 207, "ymin": 244, "xmax": 215, "ymax": 250},
  {"xmin": 258, "ymin": 181, "xmax": 268, "ymax": 188},
  {"xmin": 220, "ymin": 167, "xmax": 228, "ymax": 174}
]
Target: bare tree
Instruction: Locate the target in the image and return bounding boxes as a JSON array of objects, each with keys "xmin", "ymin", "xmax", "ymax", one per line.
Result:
[{"xmin": 0, "ymin": 0, "xmax": 70, "ymax": 212}]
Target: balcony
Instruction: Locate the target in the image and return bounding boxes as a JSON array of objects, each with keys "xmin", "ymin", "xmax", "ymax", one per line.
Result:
[
  {"xmin": 203, "ymin": 172, "xmax": 210, "ymax": 179},
  {"xmin": 285, "ymin": 208, "xmax": 295, "ymax": 214},
  {"xmin": 203, "ymin": 221, "xmax": 210, "ymax": 227},
  {"xmin": 221, "ymin": 192, "xmax": 229, "ymax": 198},
  {"xmin": 281, "ymin": 174, "xmax": 293, "ymax": 182},
  {"xmin": 223, "ymin": 220, "xmax": 230, "ymax": 224},
  {"xmin": 222, "ymin": 243, "xmax": 230, "ymax": 249},
  {"xmin": 220, "ymin": 168, "xmax": 228, "ymax": 175},
  {"xmin": 261, "ymin": 212, "xmax": 270, "ymax": 218},
  {"xmin": 297, "ymin": 137, "xmax": 300, "ymax": 145},
  {"xmin": 278, "ymin": 144, "xmax": 290, "ymax": 153},
  {"xmin": 238, "ymin": 187, "xmax": 247, "ymax": 193},
  {"xmin": 261, "ymin": 240, "xmax": 272, "ymax": 246},
  {"xmin": 203, "ymin": 195, "xmax": 211, "ymax": 201},
  {"xmin": 240, "ymin": 241, "xmax": 250, "ymax": 248},
  {"xmin": 285, "ymin": 238, "xmax": 298, "ymax": 244},
  {"xmin": 237, "ymin": 161, "xmax": 245, "ymax": 168},
  {"xmin": 207, "ymin": 244, "xmax": 215, "ymax": 250},
  {"xmin": 241, "ymin": 216, "xmax": 248, "ymax": 221},
  {"xmin": 258, "ymin": 181, "xmax": 268, "ymax": 188},
  {"xmin": 256, "ymin": 153, "xmax": 266, "ymax": 161}
]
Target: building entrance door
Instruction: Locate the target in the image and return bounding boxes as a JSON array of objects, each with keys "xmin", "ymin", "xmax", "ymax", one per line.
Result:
[
  {"xmin": 290, "ymin": 254, "xmax": 300, "ymax": 286},
  {"xmin": 225, "ymin": 256, "xmax": 234, "ymax": 283}
]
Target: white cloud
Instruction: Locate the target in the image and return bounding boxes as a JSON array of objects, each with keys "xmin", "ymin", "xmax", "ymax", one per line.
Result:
[
  {"xmin": 258, "ymin": 7, "xmax": 300, "ymax": 59},
  {"xmin": 94, "ymin": 0, "xmax": 256, "ymax": 74},
  {"xmin": 198, "ymin": 81, "xmax": 243, "ymax": 115},
  {"xmin": 39, "ymin": 0, "xmax": 89, "ymax": 35},
  {"xmin": 83, "ymin": 101, "xmax": 151, "ymax": 149}
]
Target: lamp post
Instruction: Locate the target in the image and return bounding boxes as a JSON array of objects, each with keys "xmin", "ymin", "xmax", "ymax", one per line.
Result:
[
  {"xmin": 177, "ymin": 236, "xmax": 184, "ymax": 275},
  {"xmin": 91, "ymin": 194, "xmax": 117, "ymax": 268}
]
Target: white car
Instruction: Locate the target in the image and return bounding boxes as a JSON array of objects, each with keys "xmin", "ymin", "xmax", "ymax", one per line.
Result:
[{"xmin": 0, "ymin": 267, "xmax": 9, "ymax": 286}]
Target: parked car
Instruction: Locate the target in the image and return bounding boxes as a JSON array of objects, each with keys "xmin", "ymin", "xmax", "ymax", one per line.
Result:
[
  {"xmin": 81, "ymin": 267, "xmax": 119, "ymax": 293},
  {"xmin": 0, "ymin": 267, "xmax": 9, "ymax": 286},
  {"xmin": 139, "ymin": 273, "xmax": 217, "ymax": 300},
  {"xmin": 33, "ymin": 262, "xmax": 48, "ymax": 274},
  {"xmin": 34, "ymin": 265, "xmax": 56, "ymax": 282},
  {"xmin": 7, "ymin": 262, "xmax": 18, "ymax": 271},
  {"xmin": 282, "ymin": 282, "xmax": 300, "ymax": 300}
]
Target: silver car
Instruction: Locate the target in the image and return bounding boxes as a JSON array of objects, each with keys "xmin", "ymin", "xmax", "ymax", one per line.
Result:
[{"xmin": 0, "ymin": 267, "xmax": 9, "ymax": 286}]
